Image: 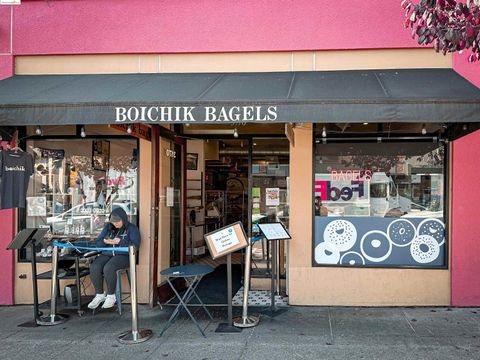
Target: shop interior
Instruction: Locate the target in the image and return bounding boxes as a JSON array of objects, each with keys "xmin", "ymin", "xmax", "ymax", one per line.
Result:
[{"xmin": 182, "ymin": 124, "xmax": 290, "ymax": 300}]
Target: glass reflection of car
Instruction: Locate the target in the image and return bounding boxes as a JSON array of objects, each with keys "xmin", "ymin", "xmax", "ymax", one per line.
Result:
[{"xmin": 46, "ymin": 202, "xmax": 134, "ymax": 234}]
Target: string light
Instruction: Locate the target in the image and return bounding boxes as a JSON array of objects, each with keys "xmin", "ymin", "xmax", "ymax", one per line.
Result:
[
  {"xmin": 421, "ymin": 124, "xmax": 427, "ymax": 135},
  {"xmin": 233, "ymin": 128, "xmax": 239, "ymax": 138},
  {"xmin": 127, "ymin": 125, "xmax": 133, "ymax": 134},
  {"xmin": 35, "ymin": 126, "xmax": 42, "ymax": 136},
  {"xmin": 80, "ymin": 126, "xmax": 86, "ymax": 138},
  {"xmin": 321, "ymin": 126, "xmax": 327, "ymax": 138}
]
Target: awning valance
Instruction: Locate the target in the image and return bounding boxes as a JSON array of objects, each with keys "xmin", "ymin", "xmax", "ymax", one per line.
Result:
[{"xmin": 0, "ymin": 69, "xmax": 479, "ymax": 125}]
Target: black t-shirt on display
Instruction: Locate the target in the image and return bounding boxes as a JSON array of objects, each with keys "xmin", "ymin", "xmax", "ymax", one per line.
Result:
[{"xmin": 0, "ymin": 149, "xmax": 34, "ymax": 209}]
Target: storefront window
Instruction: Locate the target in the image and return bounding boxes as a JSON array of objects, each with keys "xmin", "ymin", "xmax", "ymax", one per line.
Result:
[
  {"xmin": 20, "ymin": 138, "xmax": 138, "ymax": 260},
  {"xmin": 313, "ymin": 141, "xmax": 446, "ymax": 268}
]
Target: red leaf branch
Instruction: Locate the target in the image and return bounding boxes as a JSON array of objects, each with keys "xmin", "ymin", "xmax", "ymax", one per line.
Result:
[{"xmin": 402, "ymin": 0, "xmax": 480, "ymax": 62}]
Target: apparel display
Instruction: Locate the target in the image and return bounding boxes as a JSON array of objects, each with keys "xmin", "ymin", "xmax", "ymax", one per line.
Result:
[{"xmin": 0, "ymin": 149, "xmax": 34, "ymax": 209}]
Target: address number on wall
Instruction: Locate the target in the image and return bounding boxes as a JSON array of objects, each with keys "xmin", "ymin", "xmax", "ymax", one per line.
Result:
[{"xmin": 166, "ymin": 149, "xmax": 176, "ymax": 158}]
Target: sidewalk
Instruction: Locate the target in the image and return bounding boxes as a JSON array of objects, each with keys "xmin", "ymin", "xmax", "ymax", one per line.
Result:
[{"xmin": 0, "ymin": 305, "xmax": 479, "ymax": 360}]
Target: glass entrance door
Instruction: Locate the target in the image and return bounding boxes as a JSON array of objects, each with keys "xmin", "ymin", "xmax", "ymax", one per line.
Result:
[{"xmin": 250, "ymin": 138, "xmax": 290, "ymax": 288}]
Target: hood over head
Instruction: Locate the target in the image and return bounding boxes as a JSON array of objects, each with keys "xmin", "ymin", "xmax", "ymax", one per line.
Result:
[{"xmin": 110, "ymin": 207, "xmax": 129, "ymax": 226}]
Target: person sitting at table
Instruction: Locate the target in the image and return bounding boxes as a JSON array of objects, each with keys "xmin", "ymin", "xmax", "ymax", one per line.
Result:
[{"xmin": 87, "ymin": 207, "xmax": 140, "ymax": 310}]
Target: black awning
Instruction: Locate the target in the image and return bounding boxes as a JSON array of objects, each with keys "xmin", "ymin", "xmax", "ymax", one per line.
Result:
[{"xmin": 0, "ymin": 69, "xmax": 479, "ymax": 125}]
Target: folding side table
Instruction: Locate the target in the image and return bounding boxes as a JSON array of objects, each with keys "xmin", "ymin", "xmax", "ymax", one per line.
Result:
[{"xmin": 160, "ymin": 264, "xmax": 214, "ymax": 337}]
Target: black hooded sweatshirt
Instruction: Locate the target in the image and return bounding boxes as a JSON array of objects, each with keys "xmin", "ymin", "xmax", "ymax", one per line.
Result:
[{"xmin": 95, "ymin": 207, "xmax": 140, "ymax": 256}]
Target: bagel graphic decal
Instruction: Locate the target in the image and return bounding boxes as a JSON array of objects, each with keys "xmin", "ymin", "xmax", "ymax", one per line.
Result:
[{"xmin": 314, "ymin": 217, "xmax": 445, "ymax": 267}]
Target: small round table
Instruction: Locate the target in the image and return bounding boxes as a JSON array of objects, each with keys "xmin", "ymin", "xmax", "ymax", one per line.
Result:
[{"xmin": 160, "ymin": 264, "xmax": 214, "ymax": 337}]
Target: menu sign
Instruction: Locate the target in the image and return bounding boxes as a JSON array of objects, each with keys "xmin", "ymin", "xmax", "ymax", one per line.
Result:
[
  {"xmin": 258, "ymin": 223, "xmax": 291, "ymax": 241},
  {"xmin": 204, "ymin": 222, "xmax": 248, "ymax": 260}
]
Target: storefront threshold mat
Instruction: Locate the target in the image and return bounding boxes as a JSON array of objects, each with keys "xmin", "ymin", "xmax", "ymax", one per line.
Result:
[{"xmin": 232, "ymin": 287, "xmax": 289, "ymax": 307}]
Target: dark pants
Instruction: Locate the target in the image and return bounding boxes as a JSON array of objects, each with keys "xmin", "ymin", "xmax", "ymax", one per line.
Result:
[{"xmin": 90, "ymin": 255, "xmax": 129, "ymax": 295}]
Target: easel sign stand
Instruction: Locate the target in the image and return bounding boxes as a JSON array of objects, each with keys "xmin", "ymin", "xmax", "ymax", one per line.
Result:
[
  {"xmin": 37, "ymin": 244, "xmax": 70, "ymax": 326},
  {"xmin": 7, "ymin": 228, "xmax": 50, "ymax": 327},
  {"xmin": 204, "ymin": 221, "xmax": 248, "ymax": 333},
  {"xmin": 233, "ymin": 237, "xmax": 259, "ymax": 328},
  {"xmin": 257, "ymin": 223, "xmax": 291, "ymax": 318}
]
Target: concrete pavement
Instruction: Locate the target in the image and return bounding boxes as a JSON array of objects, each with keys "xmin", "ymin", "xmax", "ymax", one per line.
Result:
[{"xmin": 0, "ymin": 305, "xmax": 479, "ymax": 360}]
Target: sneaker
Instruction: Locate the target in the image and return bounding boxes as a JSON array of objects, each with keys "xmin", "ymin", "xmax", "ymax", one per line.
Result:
[
  {"xmin": 87, "ymin": 293, "xmax": 106, "ymax": 309},
  {"xmin": 102, "ymin": 295, "xmax": 116, "ymax": 309}
]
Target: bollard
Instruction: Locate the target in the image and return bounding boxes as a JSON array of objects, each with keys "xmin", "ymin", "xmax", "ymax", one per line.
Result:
[
  {"xmin": 118, "ymin": 246, "xmax": 153, "ymax": 344},
  {"xmin": 38, "ymin": 245, "xmax": 69, "ymax": 326},
  {"xmin": 233, "ymin": 239, "xmax": 259, "ymax": 328}
]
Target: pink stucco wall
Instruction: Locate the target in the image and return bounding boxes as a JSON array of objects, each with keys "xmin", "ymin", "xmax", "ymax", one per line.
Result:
[
  {"xmin": 0, "ymin": 6, "xmax": 11, "ymax": 54},
  {"xmin": 0, "ymin": 4, "xmax": 13, "ymax": 306},
  {"xmin": 11, "ymin": 0, "xmax": 416, "ymax": 55},
  {"xmin": 0, "ymin": 53, "xmax": 14, "ymax": 304},
  {"xmin": 451, "ymin": 129, "xmax": 480, "ymax": 306},
  {"xmin": 0, "ymin": 208, "xmax": 15, "ymax": 305},
  {"xmin": 0, "ymin": 55, "xmax": 13, "ymax": 80},
  {"xmin": 453, "ymin": 52, "xmax": 480, "ymax": 88}
]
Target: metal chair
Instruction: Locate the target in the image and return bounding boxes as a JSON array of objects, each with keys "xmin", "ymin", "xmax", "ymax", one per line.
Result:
[
  {"xmin": 92, "ymin": 268, "xmax": 130, "ymax": 315},
  {"xmin": 115, "ymin": 268, "xmax": 131, "ymax": 315}
]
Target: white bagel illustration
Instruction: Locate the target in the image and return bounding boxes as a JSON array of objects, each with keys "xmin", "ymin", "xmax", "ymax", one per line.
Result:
[
  {"xmin": 323, "ymin": 220, "xmax": 357, "ymax": 252},
  {"xmin": 315, "ymin": 242, "xmax": 340, "ymax": 264},
  {"xmin": 417, "ymin": 218, "xmax": 445, "ymax": 246},
  {"xmin": 340, "ymin": 251, "xmax": 365, "ymax": 266},
  {"xmin": 360, "ymin": 230, "xmax": 392, "ymax": 263},
  {"xmin": 410, "ymin": 235, "xmax": 440, "ymax": 264}
]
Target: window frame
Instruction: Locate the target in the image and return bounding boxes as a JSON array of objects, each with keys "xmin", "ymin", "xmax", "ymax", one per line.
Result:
[
  {"xmin": 311, "ymin": 129, "xmax": 449, "ymax": 270},
  {"xmin": 17, "ymin": 134, "xmax": 140, "ymax": 263}
]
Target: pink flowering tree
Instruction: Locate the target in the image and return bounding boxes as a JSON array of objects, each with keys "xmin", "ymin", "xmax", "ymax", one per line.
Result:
[{"xmin": 402, "ymin": 0, "xmax": 480, "ymax": 62}]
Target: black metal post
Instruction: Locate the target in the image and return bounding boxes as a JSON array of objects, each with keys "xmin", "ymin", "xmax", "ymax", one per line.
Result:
[
  {"xmin": 271, "ymin": 240, "xmax": 276, "ymax": 313},
  {"xmin": 215, "ymin": 253, "xmax": 241, "ymax": 333},
  {"xmin": 29, "ymin": 240, "xmax": 40, "ymax": 326},
  {"xmin": 261, "ymin": 239, "xmax": 287, "ymax": 318},
  {"xmin": 75, "ymin": 257, "xmax": 83, "ymax": 316}
]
